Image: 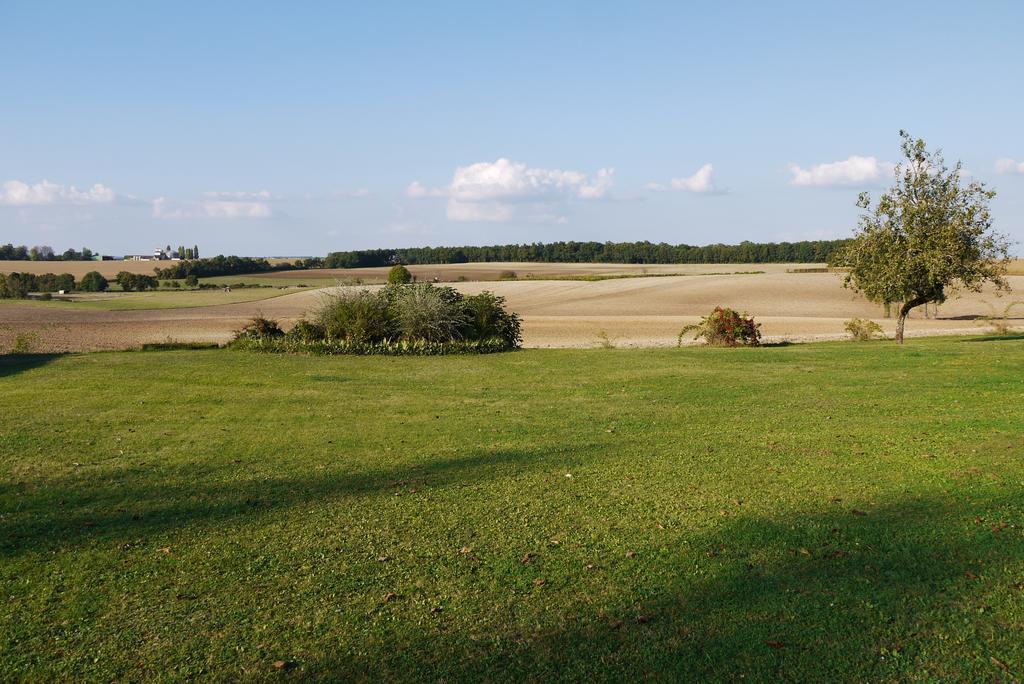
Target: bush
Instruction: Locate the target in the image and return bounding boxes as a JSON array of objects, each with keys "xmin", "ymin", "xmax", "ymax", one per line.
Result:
[
  {"xmin": 79, "ymin": 271, "xmax": 108, "ymax": 292},
  {"xmin": 679, "ymin": 307, "xmax": 761, "ymax": 347},
  {"xmin": 980, "ymin": 300, "xmax": 1024, "ymax": 336},
  {"xmin": 844, "ymin": 318, "xmax": 884, "ymax": 341},
  {"xmin": 287, "ymin": 319, "xmax": 327, "ymax": 342},
  {"xmin": 462, "ymin": 291, "xmax": 522, "ymax": 348},
  {"xmin": 392, "ymin": 284, "xmax": 468, "ymax": 342},
  {"xmin": 116, "ymin": 272, "xmax": 159, "ymax": 292},
  {"xmin": 184, "ymin": 274, "xmax": 199, "ymax": 287},
  {"xmin": 233, "ymin": 283, "xmax": 523, "ymax": 355},
  {"xmin": 232, "ymin": 316, "xmax": 285, "ymax": 341},
  {"xmin": 387, "ymin": 264, "xmax": 413, "ymax": 284},
  {"xmin": 10, "ymin": 331, "xmax": 40, "ymax": 354},
  {"xmin": 498, "ymin": 270, "xmax": 518, "ymax": 280},
  {"xmin": 316, "ymin": 289, "xmax": 397, "ymax": 343}
]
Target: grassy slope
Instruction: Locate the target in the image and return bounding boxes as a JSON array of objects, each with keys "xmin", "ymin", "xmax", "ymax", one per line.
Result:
[
  {"xmin": 0, "ymin": 288, "xmax": 291, "ymax": 311},
  {"xmin": 1, "ymin": 339, "xmax": 1023, "ymax": 681}
]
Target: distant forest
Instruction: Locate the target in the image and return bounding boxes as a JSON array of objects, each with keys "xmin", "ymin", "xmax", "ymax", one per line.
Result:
[
  {"xmin": 317, "ymin": 239, "xmax": 849, "ymax": 269},
  {"xmin": 0, "ymin": 244, "xmax": 96, "ymax": 261}
]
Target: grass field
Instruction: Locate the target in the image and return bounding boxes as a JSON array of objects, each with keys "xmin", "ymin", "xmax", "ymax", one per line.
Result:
[{"xmin": 2, "ymin": 337, "xmax": 1023, "ymax": 680}]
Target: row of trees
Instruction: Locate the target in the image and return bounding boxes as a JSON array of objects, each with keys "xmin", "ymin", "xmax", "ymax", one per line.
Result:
[
  {"xmin": 319, "ymin": 239, "xmax": 849, "ymax": 269},
  {"xmin": 115, "ymin": 272, "xmax": 158, "ymax": 292},
  {"xmin": 0, "ymin": 244, "xmax": 96, "ymax": 261},
  {"xmin": 0, "ymin": 271, "xmax": 110, "ymax": 298},
  {"xmin": 176, "ymin": 245, "xmax": 200, "ymax": 259},
  {"xmin": 154, "ymin": 255, "xmax": 288, "ymax": 279}
]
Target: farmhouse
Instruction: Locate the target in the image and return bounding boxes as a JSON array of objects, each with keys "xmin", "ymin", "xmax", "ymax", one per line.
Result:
[{"xmin": 124, "ymin": 246, "xmax": 182, "ymax": 262}]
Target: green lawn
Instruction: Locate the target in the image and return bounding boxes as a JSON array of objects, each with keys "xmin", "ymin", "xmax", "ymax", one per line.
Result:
[{"xmin": 2, "ymin": 338, "xmax": 1023, "ymax": 681}]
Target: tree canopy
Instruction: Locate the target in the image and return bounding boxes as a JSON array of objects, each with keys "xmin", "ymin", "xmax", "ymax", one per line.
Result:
[{"xmin": 831, "ymin": 131, "xmax": 1011, "ymax": 343}]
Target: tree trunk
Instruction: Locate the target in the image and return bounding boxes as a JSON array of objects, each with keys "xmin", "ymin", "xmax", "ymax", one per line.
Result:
[
  {"xmin": 895, "ymin": 297, "xmax": 928, "ymax": 344},
  {"xmin": 895, "ymin": 312, "xmax": 908, "ymax": 343}
]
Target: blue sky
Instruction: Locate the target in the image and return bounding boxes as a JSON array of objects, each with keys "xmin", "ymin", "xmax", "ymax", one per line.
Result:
[{"xmin": 2, "ymin": 1, "xmax": 1022, "ymax": 256}]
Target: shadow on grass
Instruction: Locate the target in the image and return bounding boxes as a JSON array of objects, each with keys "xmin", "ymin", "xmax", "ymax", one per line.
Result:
[
  {"xmin": 961, "ymin": 333, "xmax": 1024, "ymax": 343},
  {"xmin": 309, "ymin": 493, "xmax": 1024, "ymax": 681},
  {"xmin": 0, "ymin": 353, "xmax": 66, "ymax": 378},
  {"xmin": 0, "ymin": 446, "xmax": 583, "ymax": 558},
  {"xmin": 3, "ymin": 441, "xmax": 1023, "ymax": 680}
]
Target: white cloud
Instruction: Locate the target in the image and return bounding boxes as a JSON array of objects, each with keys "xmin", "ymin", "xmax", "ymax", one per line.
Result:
[
  {"xmin": 202, "ymin": 200, "xmax": 271, "ymax": 218},
  {"xmin": 0, "ymin": 179, "xmax": 116, "ymax": 206},
  {"xmin": 788, "ymin": 156, "xmax": 895, "ymax": 187},
  {"xmin": 405, "ymin": 181, "xmax": 444, "ymax": 199},
  {"xmin": 648, "ymin": 164, "xmax": 718, "ymax": 193},
  {"xmin": 203, "ymin": 190, "xmax": 273, "ymax": 200},
  {"xmin": 996, "ymin": 158, "xmax": 1024, "ymax": 175},
  {"xmin": 152, "ymin": 195, "xmax": 272, "ymax": 219},
  {"xmin": 408, "ymin": 158, "xmax": 614, "ymax": 222}
]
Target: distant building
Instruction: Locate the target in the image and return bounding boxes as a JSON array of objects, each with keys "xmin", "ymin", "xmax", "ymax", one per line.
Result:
[
  {"xmin": 153, "ymin": 246, "xmax": 180, "ymax": 261},
  {"xmin": 125, "ymin": 255, "xmax": 151, "ymax": 261}
]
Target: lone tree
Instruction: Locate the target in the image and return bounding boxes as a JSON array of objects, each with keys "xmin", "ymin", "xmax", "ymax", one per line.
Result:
[
  {"xmin": 79, "ymin": 271, "xmax": 109, "ymax": 292},
  {"xmin": 831, "ymin": 131, "xmax": 1011, "ymax": 343}
]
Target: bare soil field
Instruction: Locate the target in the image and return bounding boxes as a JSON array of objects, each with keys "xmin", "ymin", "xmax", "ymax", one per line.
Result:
[
  {"xmin": 225, "ymin": 261, "xmax": 787, "ymax": 284},
  {"xmin": 2, "ymin": 264, "xmax": 1021, "ymax": 352}
]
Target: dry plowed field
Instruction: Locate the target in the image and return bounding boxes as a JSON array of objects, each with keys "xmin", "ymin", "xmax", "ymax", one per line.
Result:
[{"xmin": 3, "ymin": 263, "xmax": 1021, "ymax": 351}]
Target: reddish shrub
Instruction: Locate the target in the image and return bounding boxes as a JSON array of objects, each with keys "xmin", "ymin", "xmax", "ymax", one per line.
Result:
[{"xmin": 678, "ymin": 307, "xmax": 761, "ymax": 347}]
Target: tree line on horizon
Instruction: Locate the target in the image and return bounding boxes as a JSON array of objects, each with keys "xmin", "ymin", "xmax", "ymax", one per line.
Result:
[
  {"xmin": 314, "ymin": 239, "xmax": 850, "ymax": 269},
  {"xmin": 0, "ymin": 244, "xmax": 97, "ymax": 261}
]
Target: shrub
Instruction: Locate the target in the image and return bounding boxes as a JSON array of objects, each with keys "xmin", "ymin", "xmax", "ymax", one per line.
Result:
[
  {"xmin": 116, "ymin": 272, "xmax": 159, "ymax": 292},
  {"xmin": 387, "ymin": 264, "xmax": 413, "ymax": 284},
  {"xmin": 185, "ymin": 274, "xmax": 199, "ymax": 287},
  {"xmin": 498, "ymin": 270, "xmax": 518, "ymax": 280},
  {"xmin": 232, "ymin": 316, "xmax": 285, "ymax": 341},
  {"xmin": 79, "ymin": 271, "xmax": 108, "ymax": 292},
  {"xmin": 315, "ymin": 289, "xmax": 396, "ymax": 343},
  {"xmin": 679, "ymin": 307, "xmax": 761, "ymax": 347},
  {"xmin": 287, "ymin": 319, "xmax": 327, "ymax": 342},
  {"xmin": 595, "ymin": 330, "xmax": 615, "ymax": 349},
  {"xmin": 844, "ymin": 318, "xmax": 884, "ymax": 341},
  {"xmin": 980, "ymin": 300, "xmax": 1024, "ymax": 335},
  {"xmin": 392, "ymin": 284, "xmax": 468, "ymax": 342},
  {"xmin": 10, "ymin": 331, "xmax": 40, "ymax": 354},
  {"xmin": 462, "ymin": 291, "xmax": 522, "ymax": 348},
  {"xmin": 233, "ymin": 283, "xmax": 522, "ymax": 355}
]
